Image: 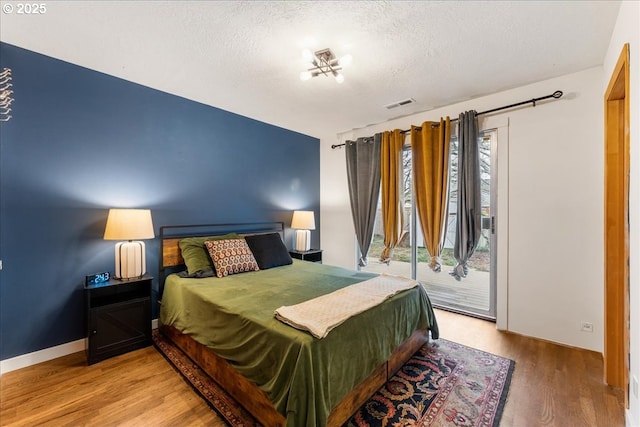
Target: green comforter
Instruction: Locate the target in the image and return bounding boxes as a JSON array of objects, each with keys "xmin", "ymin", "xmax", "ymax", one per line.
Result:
[{"xmin": 159, "ymin": 259, "xmax": 439, "ymax": 426}]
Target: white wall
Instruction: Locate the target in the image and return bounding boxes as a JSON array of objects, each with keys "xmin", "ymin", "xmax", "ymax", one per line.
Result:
[
  {"xmin": 321, "ymin": 66, "xmax": 604, "ymax": 352},
  {"xmin": 507, "ymin": 68, "xmax": 603, "ymax": 352},
  {"xmin": 603, "ymin": 3, "xmax": 640, "ymax": 426}
]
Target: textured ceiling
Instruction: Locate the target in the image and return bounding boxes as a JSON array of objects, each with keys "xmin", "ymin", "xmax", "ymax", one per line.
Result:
[{"xmin": 0, "ymin": 1, "xmax": 621, "ymax": 139}]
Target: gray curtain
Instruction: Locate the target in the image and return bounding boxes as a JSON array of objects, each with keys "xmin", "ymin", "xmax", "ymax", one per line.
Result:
[
  {"xmin": 346, "ymin": 137, "xmax": 381, "ymax": 267},
  {"xmin": 451, "ymin": 111, "xmax": 481, "ymax": 280}
]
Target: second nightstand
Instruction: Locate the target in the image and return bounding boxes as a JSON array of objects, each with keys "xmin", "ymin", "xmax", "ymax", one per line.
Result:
[
  {"xmin": 290, "ymin": 249, "xmax": 322, "ymax": 263},
  {"xmin": 85, "ymin": 274, "xmax": 153, "ymax": 365}
]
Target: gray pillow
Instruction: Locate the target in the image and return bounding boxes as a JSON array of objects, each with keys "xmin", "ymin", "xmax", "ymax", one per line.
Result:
[{"xmin": 245, "ymin": 233, "xmax": 292, "ymax": 270}]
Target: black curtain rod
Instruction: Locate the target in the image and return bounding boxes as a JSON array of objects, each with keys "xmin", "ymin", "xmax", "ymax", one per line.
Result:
[{"xmin": 331, "ymin": 90, "xmax": 563, "ymax": 149}]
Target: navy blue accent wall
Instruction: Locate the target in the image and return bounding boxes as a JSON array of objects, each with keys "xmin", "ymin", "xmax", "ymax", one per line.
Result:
[{"xmin": 0, "ymin": 43, "xmax": 320, "ymax": 360}]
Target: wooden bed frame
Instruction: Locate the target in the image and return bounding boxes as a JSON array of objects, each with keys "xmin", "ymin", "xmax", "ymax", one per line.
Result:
[{"xmin": 158, "ymin": 223, "xmax": 429, "ymax": 426}]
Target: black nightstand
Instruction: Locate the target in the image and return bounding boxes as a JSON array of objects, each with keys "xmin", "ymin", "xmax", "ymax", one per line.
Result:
[
  {"xmin": 290, "ymin": 249, "xmax": 322, "ymax": 263},
  {"xmin": 85, "ymin": 274, "xmax": 153, "ymax": 365}
]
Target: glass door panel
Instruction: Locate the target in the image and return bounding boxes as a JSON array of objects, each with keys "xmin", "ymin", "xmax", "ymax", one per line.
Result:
[
  {"xmin": 361, "ymin": 130, "xmax": 496, "ymax": 320},
  {"xmin": 363, "ymin": 148, "xmax": 413, "ymax": 279},
  {"xmin": 416, "ymin": 130, "xmax": 495, "ymax": 319}
]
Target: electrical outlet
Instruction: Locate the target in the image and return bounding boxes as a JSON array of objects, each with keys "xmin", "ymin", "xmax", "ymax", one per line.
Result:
[
  {"xmin": 581, "ymin": 321, "xmax": 594, "ymax": 332},
  {"xmin": 633, "ymin": 376, "xmax": 638, "ymax": 399}
]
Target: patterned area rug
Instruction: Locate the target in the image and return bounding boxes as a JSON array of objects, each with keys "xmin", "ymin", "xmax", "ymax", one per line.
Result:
[
  {"xmin": 152, "ymin": 330, "xmax": 514, "ymax": 427},
  {"xmin": 345, "ymin": 339, "xmax": 514, "ymax": 427},
  {"xmin": 152, "ymin": 329, "xmax": 259, "ymax": 426}
]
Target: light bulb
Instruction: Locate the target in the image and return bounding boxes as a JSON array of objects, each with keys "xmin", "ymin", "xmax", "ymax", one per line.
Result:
[
  {"xmin": 334, "ymin": 72, "xmax": 345, "ymax": 84},
  {"xmin": 302, "ymin": 49, "xmax": 314, "ymax": 63},
  {"xmin": 300, "ymin": 71, "xmax": 313, "ymax": 81},
  {"xmin": 339, "ymin": 54, "xmax": 352, "ymax": 68}
]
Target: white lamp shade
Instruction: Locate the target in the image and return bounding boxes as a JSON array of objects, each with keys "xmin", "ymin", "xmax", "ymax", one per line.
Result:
[
  {"xmin": 291, "ymin": 210, "xmax": 315, "ymax": 230},
  {"xmin": 104, "ymin": 208, "xmax": 154, "ymax": 279},
  {"xmin": 104, "ymin": 209, "xmax": 155, "ymax": 240}
]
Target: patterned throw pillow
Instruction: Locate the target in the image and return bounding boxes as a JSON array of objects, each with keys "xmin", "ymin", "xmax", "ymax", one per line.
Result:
[
  {"xmin": 204, "ymin": 238, "xmax": 260, "ymax": 278},
  {"xmin": 179, "ymin": 233, "xmax": 241, "ymax": 277}
]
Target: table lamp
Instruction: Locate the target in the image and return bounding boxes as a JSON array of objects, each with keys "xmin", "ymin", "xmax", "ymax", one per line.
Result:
[
  {"xmin": 103, "ymin": 208, "xmax": 155, "ymax": 279},
  {"xmin": 291, "ymin": 210, "xmax": 315, "ymax": 251}
]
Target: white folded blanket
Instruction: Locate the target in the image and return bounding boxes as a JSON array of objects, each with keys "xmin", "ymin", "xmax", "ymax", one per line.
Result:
[{"xmin": 274, "ymin": 274, "xmax": 419, "ymax": 339}]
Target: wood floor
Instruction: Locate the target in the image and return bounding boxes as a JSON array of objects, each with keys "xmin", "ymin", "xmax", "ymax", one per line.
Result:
[{"xmin": 0, "ymin": 310, "xmax": 625, "ymax": 427}]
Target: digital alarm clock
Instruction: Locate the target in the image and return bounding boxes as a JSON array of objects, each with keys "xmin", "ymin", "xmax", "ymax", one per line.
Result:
[{"xmin": 85, "ymin": 271, "xmax": 110, "ymax": 286}]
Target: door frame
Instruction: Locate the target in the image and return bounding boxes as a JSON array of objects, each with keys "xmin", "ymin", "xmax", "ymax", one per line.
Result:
[{"xmin": 604, "ymin": 43, "xmax": 630, "ymax": 406}]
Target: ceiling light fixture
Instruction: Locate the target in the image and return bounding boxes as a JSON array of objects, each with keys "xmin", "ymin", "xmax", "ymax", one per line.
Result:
[{"xmin": 300, "ymin": 48, "xmax": 351, "ymax": 84}]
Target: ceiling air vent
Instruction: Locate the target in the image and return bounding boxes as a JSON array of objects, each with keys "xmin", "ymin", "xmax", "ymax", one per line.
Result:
[{"xmin": 384, "ymin": 98, "xmax": 416, "ymax": 110}]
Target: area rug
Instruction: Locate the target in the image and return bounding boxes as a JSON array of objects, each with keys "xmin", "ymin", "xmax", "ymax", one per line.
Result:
[
  {"xmin": 152, "ymin": 329, "xmax": 259, "ymax": 426},
  {"xmin": 152, "ymin": 330, "xmax": 514, "ymax": 427},
  {"xmin": 345, "ymin": 339, "xmax": 514, "ymax": 427}
]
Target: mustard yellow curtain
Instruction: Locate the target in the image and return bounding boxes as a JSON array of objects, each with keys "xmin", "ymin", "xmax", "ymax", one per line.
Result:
[
  {"xmin": 411, "ymin": 118, "xmax": 451, "ymax": 271},
  {"xmin": 379, "ymin": 129, "xmax": 406, "ymax": 263}
]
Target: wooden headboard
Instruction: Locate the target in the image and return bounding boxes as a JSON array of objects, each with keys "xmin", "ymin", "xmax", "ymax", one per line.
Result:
[{"xmin": 158, "ymin": 222, "xmax": 285, "ymax": 295}]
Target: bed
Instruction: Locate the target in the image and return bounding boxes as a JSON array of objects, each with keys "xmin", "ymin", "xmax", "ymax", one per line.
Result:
[{"xmin": 157, "ymin": 222, "xmax": 439, "ymax": 427}]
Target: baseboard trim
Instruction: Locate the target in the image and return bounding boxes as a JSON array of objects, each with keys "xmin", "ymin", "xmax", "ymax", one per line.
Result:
[
  {"xmin": 0, "ymin": 338, "xmax": 86, "ymax": 375},
  {"xmin": 1, "ymin": 318, "xmax": 160, "ymax": 375}
]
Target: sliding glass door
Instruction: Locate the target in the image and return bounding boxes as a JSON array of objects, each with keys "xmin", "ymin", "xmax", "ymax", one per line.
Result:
[{"xmin": 362, "ymin": 129, "xmax": 496, "ymax": 320}]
